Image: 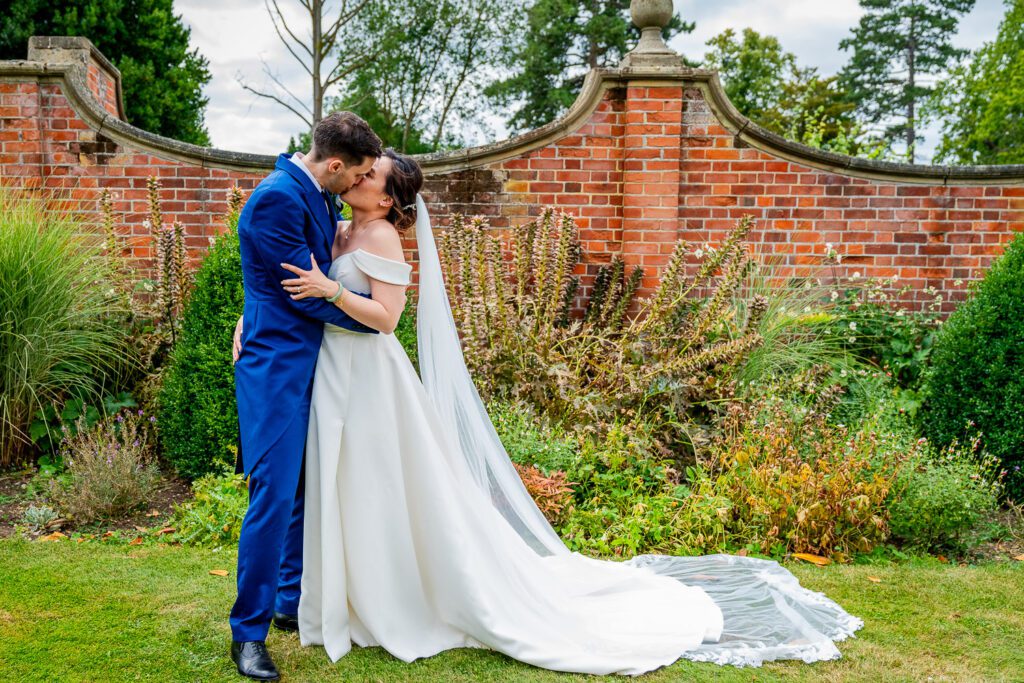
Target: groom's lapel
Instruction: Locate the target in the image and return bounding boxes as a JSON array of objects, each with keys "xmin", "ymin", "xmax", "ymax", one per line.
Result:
[{"xmin": 274, "ymin": 153, "xmax": 334, "ymax": 253}]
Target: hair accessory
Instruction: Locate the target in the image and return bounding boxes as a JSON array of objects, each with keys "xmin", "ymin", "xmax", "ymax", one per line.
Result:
[{"xmin": 402, "ymin": 202, "xmax": 416, "ymax": 211}]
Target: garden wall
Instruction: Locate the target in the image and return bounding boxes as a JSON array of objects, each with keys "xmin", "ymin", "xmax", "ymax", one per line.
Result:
[{"xmin": 3, "ymin": 36, "xmax": 1024, "ymax": 312}]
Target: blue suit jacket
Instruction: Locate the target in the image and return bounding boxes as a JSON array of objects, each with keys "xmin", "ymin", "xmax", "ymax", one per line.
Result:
[{"xmin": 234, "ymin": 153, "xmax": 377, "ymax": 477}]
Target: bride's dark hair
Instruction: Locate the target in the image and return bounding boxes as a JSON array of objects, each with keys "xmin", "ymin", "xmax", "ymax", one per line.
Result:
[{"xmin": 383, "ymin": 148, "xmax": 424, "ymax": 233}]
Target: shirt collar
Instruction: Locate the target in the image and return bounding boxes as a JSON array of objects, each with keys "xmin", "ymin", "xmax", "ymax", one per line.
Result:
[{"xmin": 289, "ymin": 152, "xmax": 323, "ymax": 193}]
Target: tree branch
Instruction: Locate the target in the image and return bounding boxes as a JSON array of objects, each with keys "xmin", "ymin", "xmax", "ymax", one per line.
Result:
[
  {"xmin": 238, "ymin": 80, "xmax": 314, "ymax": 129},
  {"xmin": 267, "ymin": 0, "xmax": 315, "ymax": 60}
]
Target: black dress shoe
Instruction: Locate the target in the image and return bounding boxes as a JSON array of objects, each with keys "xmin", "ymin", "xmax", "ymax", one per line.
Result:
[
  {"xmin": 230, "ymin": 640, "xmax": 280, "ymax": 681},
  {"xmin": 272, "ymin": 611, "xmax": 298, "ymax": 633}
]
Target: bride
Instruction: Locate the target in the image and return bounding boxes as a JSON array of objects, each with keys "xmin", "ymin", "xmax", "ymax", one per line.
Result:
[{"xmin": 275, "ymin": 149, "xmax": 863, "ymax": 676}]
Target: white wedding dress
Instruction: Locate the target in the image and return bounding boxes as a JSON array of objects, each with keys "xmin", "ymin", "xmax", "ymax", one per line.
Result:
[{"xmin": 297, "ymin": 196, "xmax": 863, "ymax": 675}]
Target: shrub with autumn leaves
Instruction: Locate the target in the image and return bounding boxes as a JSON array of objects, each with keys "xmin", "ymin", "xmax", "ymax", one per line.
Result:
[
  {"xmin": 512, "ymin": 462, "xmax": 574, "ymax": 526},
  {"xmin": 698, "ymin": 371, "xmax": 908, "ymax": 560}
]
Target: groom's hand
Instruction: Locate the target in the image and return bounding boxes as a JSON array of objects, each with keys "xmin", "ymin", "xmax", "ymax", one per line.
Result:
[{"xmin": 232, "ymin": 315, "xmax": 244, "ymax": 363}]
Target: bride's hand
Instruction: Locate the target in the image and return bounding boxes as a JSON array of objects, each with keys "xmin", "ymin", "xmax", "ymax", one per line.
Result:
[
  {"xmin": 280, "ymin": 254, "xmax": 336, "ymax": 300},
  {"xmin": 232, "ymin": 315, "xmax": 243, "ymax": 363}
]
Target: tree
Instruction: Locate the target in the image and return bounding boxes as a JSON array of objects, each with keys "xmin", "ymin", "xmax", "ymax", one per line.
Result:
[
  {"xmin": 704, "ymin": 28, "xmax": 796, "ymax": 128},
  {"xmin": 287, "ymin": 89, "xmax": 436, "ymax": 154},
  {"xmin": 486, "ymin": 0, "xmax": 694, "ymax": 132},
  {"xmin": 704, "ymin": 29, "xmax": 866, "ymax": 154},
  {"xmin": 777, "ymin": 68, "xmax": 877, "ymax": 155},
  {"xmin": 332, "ymin": 0, "xmax": 509, "ymax": 152},
  {"xmin": 329, "ymin": 84, "xmax": 438, "ymax": 154},
  {"xmin": 239, "ymin": 0, "xmax": 378, "ymax": 133},
  {"xmin": 929, "ymin": 0, "xmax": 1024, "ymax": 164},
  {"xmin": 838, "ymin": 0, "xmax": 976, "ymax": 162},
  {"xmin": 0, "ymin": 0, "xmax": 212, "ymax": 145}
]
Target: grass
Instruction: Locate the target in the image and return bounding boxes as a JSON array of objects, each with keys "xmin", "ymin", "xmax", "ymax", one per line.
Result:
[{"xmin": 1, "ymin": 539, "xmax": 1022, "ymax": 682}]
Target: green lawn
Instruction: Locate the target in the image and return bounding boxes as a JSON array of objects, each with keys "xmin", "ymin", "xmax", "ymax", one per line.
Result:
[{"xmin": 1, "ymin": 538, "xmax": 1022, "ymax": 682}]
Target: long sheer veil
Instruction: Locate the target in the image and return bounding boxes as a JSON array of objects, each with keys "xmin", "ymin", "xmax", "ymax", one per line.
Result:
[{"xmin": 412, "ymin": 193, "xmax": 864, "ymax": 666}]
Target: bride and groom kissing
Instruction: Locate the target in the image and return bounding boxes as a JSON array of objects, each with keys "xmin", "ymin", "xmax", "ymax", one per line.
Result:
[{"xmin": 227, "ymin": 111, "xmax": 863, "ymax": 681}]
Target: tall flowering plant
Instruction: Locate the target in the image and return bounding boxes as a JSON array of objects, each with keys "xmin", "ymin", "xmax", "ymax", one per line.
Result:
[{"xmin": 440, "ymin": 210, "xmax": 766, "ymax": 458}]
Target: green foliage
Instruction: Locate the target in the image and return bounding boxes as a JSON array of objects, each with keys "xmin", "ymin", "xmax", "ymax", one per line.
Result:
[
  {"xmin": 329, "ymin": 88, "xmax": 438, "ymax": 154},
  {"xmin": 704, "ymin": 28, "xmax": 881, "ymax": 157},
  {"xmin": 888, "ymin": 436, "xmax": 1004, "ymax": 553},
  {"xmin": 929, "ymin": 0, "xmax": 1024, "ymax": 164},
  {"xmin": 0, "ymin": 0, "xmax": 212, "ymax": 145},
  {"xmin": 393, "ymin": 292, "xmax": 419, "ymax": 371},
  {"xmin": 489, "ymin": 399, "xmax": 579, "ymax": 475},
  {"xmin": 698, "ymin": 377, "xmax": 912, "ymax": 560},
  {"xmin": 777, "ymin": 71, "xmax": 864, "ymax": 153},
  {"xmin": 328, "ymin": 0, "xmax": 508, "ymax": 152},
  {"xmin": 170, "ymin": 460, "xmax": 248, "ymax": 549},
  {"xmin": 486, "ymin": 0, "xmax": 694, "ymax": 132},
  {"xmin": 559, "ymin": 422, "xmax": 692, "ymax": 557},
  {"xmin": 838, "ymin": 0, "xmax": 976, "ymax": 161},
  {"xmin": 0, "ymin": 189, "xmax": 133, "ymax": 467},
  {"xmin": 532, "ymin": 368, "xmax": 936, "ymax": 561},
  {"xmin": 922, "ymin": 233, "xmax": 1024, "ymax": 500},
  {"xmin": 704, "ymin": 28, "xmax": 798, "ymax": 128},
  {"xmin": 20, "ymin": 504, "xmax": 59, "ymax": 532},
  {"xmin": 729, "ymin": 256, "xmax": 856, "ymax": 389},
  {"xmin": 30, "ymin": 392, "xmax": 137, "ymax": 459},
  {"xmin": 831, "ymin": 276, "xmax": 943, "ymax": 396},
  {"xmin": 157, "ymin": 207, "xmax": 244, "ymax": 479},
  {"xmin": 286, "ymin": 132, "xmax": 312, "ymax": 155},
  {"xmin": 488, "ymin": 400, "xmax": 720, "ymax": 558}
]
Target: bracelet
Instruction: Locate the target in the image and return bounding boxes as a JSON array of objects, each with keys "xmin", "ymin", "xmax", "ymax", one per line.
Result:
[{"xmin": 325, "ymin": 280, "xmax": 345, "ymax": 303}]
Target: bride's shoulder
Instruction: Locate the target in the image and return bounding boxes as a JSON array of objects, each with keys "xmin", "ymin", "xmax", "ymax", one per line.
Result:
[{"xmin": 360, "ymin": 219, "xmax": 406, "ymax": 264}]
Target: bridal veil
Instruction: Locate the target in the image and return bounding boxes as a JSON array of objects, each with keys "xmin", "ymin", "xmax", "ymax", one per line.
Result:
[{"xmin": 411, "ymin": 193, "xmax": 863, "ymax": 667}]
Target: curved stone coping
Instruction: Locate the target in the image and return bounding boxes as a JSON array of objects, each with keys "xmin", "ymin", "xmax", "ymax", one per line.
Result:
[
  {"xmin": 3, "ymin": 57, "xmax": 1023, "ymax": 183},
  {"xmin": 692, "ymin": 69, "xmax": 1024, "ymax": 185},
  {"xmin": 0, "ymin": 61, "xmax": 277, "ymax": 173},
  {"xmin": 27, "ymin": 36, "xmax": 126, "ymax": 120}
]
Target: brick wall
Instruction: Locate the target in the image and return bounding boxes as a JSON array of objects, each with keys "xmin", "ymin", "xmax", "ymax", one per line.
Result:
[{"xmin": 2, "ymin": 38, "xmax": 1023, "ymax": 314}]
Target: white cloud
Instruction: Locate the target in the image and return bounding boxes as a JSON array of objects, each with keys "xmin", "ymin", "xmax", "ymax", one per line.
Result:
[{"xmin": 177, "ymin": 0, "xmax": 313, "ymax": 153}]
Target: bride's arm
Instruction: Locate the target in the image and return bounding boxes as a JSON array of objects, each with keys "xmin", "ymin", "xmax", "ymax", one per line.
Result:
[
  {"xmin": 329, "ymin": 274, "xmax": 406, "ymax": 335},
  {"xmin": 329, "ymin": 223, "xmax": 407, "ymax": 334},
  {"xmin": 281, "ymin": 223, "xmax": 408, "ymax": 334}
]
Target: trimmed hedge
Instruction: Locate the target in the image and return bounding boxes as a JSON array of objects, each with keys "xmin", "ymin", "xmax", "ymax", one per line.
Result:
[
  {"xmin": 922, "ymin": 233, "xmax": 1024, "ymax": 500},
  {"xmin": 157, "ymin": 221, "xmax": 244, "ymax": 479}
]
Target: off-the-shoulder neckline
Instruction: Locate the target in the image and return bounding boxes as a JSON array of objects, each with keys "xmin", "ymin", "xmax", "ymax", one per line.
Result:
[{"xmin": 334, "ymin": 247, "xmax": 409, "ymax": 267}]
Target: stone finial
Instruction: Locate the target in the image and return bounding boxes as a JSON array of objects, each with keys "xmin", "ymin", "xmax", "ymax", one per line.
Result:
[{"xmin": 620, "ymin": 0, "xmax": 681, "ymax": 68}]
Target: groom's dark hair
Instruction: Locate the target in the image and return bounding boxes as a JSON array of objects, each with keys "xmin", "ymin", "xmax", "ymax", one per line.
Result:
[{"xmin": 310, "ymin": 111, "xmax": 382, "ymax": 166}]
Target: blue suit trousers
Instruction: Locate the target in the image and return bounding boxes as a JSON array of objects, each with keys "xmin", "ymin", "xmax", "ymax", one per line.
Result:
[{"xmin": 229, "ymin": 390, "xmax": 310, "ymax": 642}]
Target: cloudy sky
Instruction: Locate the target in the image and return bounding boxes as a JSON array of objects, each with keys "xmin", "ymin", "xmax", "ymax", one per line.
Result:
[{"xmin": 176, "ymin": 0, "xmax": 1006, "ymax": 162}]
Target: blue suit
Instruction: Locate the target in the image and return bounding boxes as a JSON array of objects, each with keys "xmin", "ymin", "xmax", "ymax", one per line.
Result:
[{"xmin": 230, "ymin": 153, "xmax": 377, "ymax": 642}]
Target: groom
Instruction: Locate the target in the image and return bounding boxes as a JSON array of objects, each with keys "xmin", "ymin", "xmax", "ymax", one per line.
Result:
[{"xmin": 230, "ymin": 111, "xmax": 383, "ymax": 681}]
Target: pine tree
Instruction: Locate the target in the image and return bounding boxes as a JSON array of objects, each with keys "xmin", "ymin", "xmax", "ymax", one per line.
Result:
[{"xmin": 838, "ymin": 0, "xmax": 975, "ymax": 162}]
